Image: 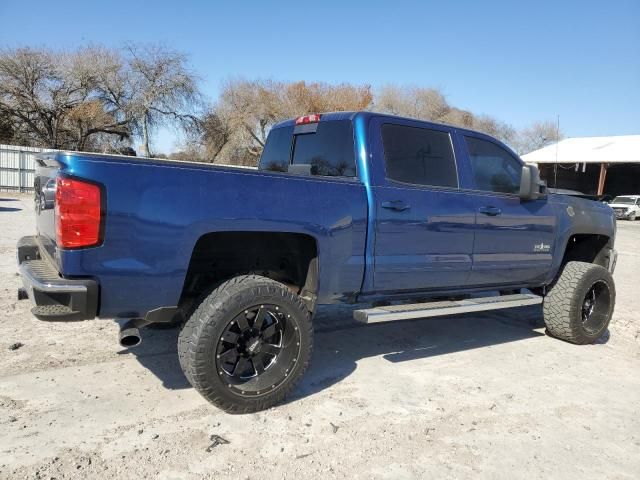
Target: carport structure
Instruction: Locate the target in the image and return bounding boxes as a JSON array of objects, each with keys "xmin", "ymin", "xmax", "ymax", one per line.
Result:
[{"xmin": 522, "ymin": 135, "xmax": 640, "ymax": 197}]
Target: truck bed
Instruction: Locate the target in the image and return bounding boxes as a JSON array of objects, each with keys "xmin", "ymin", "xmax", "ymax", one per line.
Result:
[{"xmin": 32, "ymin": 151, "xmax": 368, "ymax": 318}]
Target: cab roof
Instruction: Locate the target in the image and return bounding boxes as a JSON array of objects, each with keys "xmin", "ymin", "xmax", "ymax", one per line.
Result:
[{"xmin": 272, "ymin": 111, "xmax": 504, "ymax": 140}]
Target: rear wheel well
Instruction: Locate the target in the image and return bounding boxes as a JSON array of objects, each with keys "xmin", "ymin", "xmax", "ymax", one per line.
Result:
[
  {"xmin": 179, "ymin": 232, "xmax": 318, "ymax": 313},
  {"xmin": 561, "ymin": 234, "xmax": 611, "ymax": 268}
]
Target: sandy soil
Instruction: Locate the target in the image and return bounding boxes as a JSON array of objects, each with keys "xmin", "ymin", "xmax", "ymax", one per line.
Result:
[{"xmin": 0, "ymin": 193, "xmax": 638, "ymax": 479}]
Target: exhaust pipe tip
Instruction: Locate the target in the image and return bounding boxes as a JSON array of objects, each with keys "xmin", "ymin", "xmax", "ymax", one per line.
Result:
[
  {"xmin": 119, "ymin": 320, "xmax": 142, "ymax": 348},
  {"xmin": 119, "ymin": 330, "xmax": 141, "ymax": 347}
]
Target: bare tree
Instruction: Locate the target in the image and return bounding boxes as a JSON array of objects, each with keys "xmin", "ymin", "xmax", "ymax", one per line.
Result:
[
  {"xmin": 216, "ymin": 79, "xmax": 283, "ymax": 158},
  {"xmin": 471, "ymin": 115, "xmax": 517, "ymax": 147},
  {"xmin": 281, "ymin": 81, "xmax": 372, "ymax": 117},
  {"xmin": 168, "ymin": 144, "xmax": 207, "ymax": 162},
  {"xmin": 1, "ymin": 44, "xmax": 562, "ymax": 163},
  {"xmin": 73, "ymin": 46, "xmax": 133, "ymax": 150},
  {"xmin": 213, "ymin": 79, "xmax": 372, "ymax": 165},
  {"xmin": 0, "ymin": 44, "xmax": 202, "ymax": 155},
  {"xmin": 0, "ymin": 108, "xmax": 16, "ymax": 144},
  {"xmin": 199, "ymin": 109, "xmax": 232, "ymax": 162},
  {"xmin": 0, "ymin": 47, "xmax": 80, "ymax": 148},
  {"xmin": 0, "ymin": 47, "xmax": 130, "ymax": 149},
  {"xmin": 376, "ymin": 85, "xmax": 450, "ymax": 121},
  {"xmin": 124, "ymin": 44, "xmax": 201, "ymax": 156},
  {"xmin": 514, "ymin": 120, "xmax": 563, "ymax": 155},
  {"xmin": 375, "ymin": 84, "xmax": 519, "ymax": 147}
]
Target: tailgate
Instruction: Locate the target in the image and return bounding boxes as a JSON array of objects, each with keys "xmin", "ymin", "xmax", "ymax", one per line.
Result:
[{"xmin": 33, "ymin": 155, "xmax": 61, "ymax": 270}]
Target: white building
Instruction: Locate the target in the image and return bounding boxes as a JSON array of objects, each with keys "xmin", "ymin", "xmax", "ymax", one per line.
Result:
[{"xmin": 522, "ymin": 135, "xmax": 640, "ymax": 196}]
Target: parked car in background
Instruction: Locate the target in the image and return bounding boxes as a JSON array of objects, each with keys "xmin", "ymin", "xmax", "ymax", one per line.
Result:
[
  {"xmin": 36, "ymin": 178, "xmax": 56, "ymax": 212},
  {"xmin": 609, "ymin": 195, "xmax": 640, "ymax": 220}
]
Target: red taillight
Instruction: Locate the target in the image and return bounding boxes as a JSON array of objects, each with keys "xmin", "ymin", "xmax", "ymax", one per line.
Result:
[
  {"xmin": 55, "ymin": 177, "xmax": 102, "ymax": 248},
  {"xmin": 295, "ymin": 114, "xmax": 321, "ymax": 125}
]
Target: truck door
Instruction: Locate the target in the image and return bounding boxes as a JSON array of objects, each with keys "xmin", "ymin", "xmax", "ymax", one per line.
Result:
[
  {"xmin": 460, "ymin": 134, "xmax": 557, "ymax": 287},
  {"xmin": 370, "ymin": 120, "xmax": 475, "ymax": 292}
]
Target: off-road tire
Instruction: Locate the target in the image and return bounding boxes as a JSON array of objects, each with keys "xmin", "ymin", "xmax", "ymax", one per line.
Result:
[
  {"xmin": 178, "ymin": 281, "xmax": 227, "ymax": 385},
  {"xmin": 178, "ymin": 318, "xmax": 195, "ymax": 385},
  {"xmin": 543, "ymin": 261, "xmax": 615, "ymax": 344},
  {"xmin": 180, "ymin": 275, "xmax": 313, "ymax": 413}
]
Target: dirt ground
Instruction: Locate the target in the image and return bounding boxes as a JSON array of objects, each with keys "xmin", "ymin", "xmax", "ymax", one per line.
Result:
[{"xmin": 1, "ymin": 193, "xmax": 638, "ymax": 480}]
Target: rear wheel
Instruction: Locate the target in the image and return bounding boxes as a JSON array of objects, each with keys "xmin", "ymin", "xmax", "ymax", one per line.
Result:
[
  {"xmin": 543, "ymin": 261, "xmax": 615, "ymax": 344},
  {"xmin": 180, "ymin": 275, "xmax": 312, "ymax": 413}
]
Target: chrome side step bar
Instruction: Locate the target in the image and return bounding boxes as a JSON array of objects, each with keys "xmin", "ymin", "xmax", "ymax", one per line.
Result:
[{"xmin": 353, "ymin": 293, "xmax": 542, "ymax": 324}]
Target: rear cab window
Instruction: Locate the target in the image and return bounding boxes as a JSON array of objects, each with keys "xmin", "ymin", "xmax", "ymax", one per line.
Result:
[
  {"xmin": 259, "ymin": 126, "xmax": 293, "ymax": 172},
  {"xmin": 259, "ymin": 120, "xmax": 356, "ymax": 178}
]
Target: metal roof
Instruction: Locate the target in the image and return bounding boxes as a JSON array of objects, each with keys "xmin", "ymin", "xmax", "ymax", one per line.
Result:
[{"xmin": 522, "ymin": 135, "xmax": 640, "ymax": 164}]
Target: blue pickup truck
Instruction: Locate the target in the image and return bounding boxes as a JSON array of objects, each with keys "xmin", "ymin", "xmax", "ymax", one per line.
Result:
[{"xmin": 18, "ymin": 111, "xmax": 617, "ymax": 413}]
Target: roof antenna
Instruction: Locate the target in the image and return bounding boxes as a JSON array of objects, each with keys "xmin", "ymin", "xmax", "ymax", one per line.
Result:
[{"xmin": 553, "ymin": 114, "xmax": 560, "ymax": 189}]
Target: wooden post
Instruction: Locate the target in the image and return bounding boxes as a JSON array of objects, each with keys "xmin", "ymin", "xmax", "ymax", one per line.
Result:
[{"xmin": 597, "ymin": 163, "xmax": 608, "ymax": 196}]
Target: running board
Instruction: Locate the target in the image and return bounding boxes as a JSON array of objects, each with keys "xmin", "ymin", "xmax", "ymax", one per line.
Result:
[{"xmin": 353, "ymin": 293, "xmax": 542, "ymax": 324}]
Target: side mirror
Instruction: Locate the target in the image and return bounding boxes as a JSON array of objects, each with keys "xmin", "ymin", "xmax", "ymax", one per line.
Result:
[{"xmin": 519, "ymin": 164, "xmax": 546, "ymax": 200}]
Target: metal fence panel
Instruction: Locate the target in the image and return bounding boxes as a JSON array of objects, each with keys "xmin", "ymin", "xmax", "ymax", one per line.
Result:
[{"xmin": 0, "ymin": 144, "xmax": 56, "ymax": 192}]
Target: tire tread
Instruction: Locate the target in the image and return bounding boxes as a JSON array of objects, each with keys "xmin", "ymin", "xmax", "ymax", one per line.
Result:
[
  {"xmin": 181, "ymin": 275, "xmax": 313, "ymax": 413},
  {"xmin": 543, "ymin": 261, "xmax": 614, "ymax": 344}
]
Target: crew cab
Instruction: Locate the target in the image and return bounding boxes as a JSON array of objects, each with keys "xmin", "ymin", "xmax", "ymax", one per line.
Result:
[{"xmin": 18, "ymin": 112, "xmax": 617, "ymax": 413}]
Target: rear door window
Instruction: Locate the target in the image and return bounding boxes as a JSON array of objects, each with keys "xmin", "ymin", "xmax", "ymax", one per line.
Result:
[{"xmin": 381, "ymin": 124, "xmax": 458, "ymax": 188}]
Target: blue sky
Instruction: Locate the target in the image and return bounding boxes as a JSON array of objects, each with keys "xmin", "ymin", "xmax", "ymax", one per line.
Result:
[{"xmin": 1, "ymin": 0, "xmax": 639, "ymax": 153}]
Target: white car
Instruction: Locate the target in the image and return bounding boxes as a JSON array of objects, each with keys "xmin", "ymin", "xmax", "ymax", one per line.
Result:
[{"xmin": 609, "ymin": 195, "xmax": 640, "ymax": 221}]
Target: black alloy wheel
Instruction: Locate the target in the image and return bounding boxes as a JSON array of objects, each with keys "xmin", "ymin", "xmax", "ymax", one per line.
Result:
[
  {"xmin": 216, "ymin": 304, "xmax": 301, "ymax": 396},
  {"xmin": 180, "ymin": 275, "xmax": 313, "ymax": 413},
  {"xmin": 580, "ymin": 280, "xmax": 611, "ymax": 335}
]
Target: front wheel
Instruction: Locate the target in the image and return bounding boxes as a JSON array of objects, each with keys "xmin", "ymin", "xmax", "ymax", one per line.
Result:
[
  {"xmin": 629, "ymin": 212, "xmax": 636, "ymax": 221},
  {"xmin": 180, "ymin": 275, "xmax": 313, "ymax": 413},
  {"xmin": 543, "ymin": 261, "xmax": 615, "ymax": 344}
]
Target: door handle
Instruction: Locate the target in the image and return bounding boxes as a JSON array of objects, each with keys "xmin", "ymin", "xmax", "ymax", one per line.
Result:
[
  {"xmin": 381, "ymin": 200, "xmax": 410, "ymax": 211},
  {"xmin": 478, "ymin": 206, "xmax": 502, "ymax": 216}
]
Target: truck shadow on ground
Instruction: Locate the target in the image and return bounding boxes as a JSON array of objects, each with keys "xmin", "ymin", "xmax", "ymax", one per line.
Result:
[
  {"xmin": 0, "ymin": 197, "xmax": 22, "ymax": 212},
  {"xmin": 288, "ymin": 304, "xmax": 548, "ymax": 404},
  {"xmin": 122, "ymin": 304, "xmax": 553, "ymax": 398}
]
